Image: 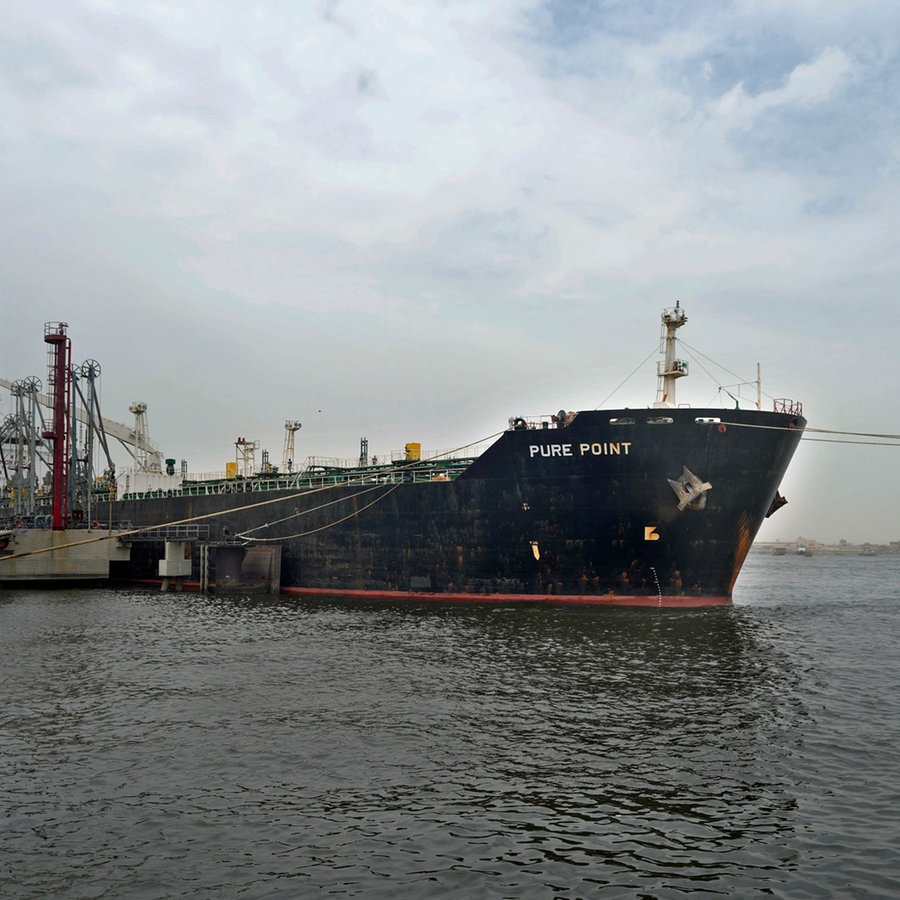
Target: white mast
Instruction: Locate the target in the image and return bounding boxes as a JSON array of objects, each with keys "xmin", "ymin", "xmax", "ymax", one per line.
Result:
[
  {"xmin": 128, "ymin": 401, "xmax": 162, "ymax": 472},
  {"xmin": 653, "ymin": 302, "xmax": 689, "ymax": 408},
  {"xmin": 282, "ymin": 420, "xmax": 302, "ymax": 472}
]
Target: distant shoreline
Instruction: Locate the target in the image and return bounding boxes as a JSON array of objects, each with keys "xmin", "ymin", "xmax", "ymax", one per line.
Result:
[{"xmin": 753, "ymin": 542, "xmax": 897, "ymax": 555}]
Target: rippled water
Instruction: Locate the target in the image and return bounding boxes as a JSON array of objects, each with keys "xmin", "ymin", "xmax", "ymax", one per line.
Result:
[{"xmin": 2, "ymin": 552, "xmax": 899, "ymax": 898}]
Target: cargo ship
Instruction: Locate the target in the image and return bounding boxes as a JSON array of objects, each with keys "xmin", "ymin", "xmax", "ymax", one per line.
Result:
[
  {"xmin": 108, "ymin": 304, "xmax": 805, "ymax": 605},
  {"xmin": 2, "ymin": 306, "xmax": 805, "ymax": 604}
]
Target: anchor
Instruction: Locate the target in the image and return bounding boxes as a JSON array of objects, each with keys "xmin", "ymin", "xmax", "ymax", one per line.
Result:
[{"xmin": 668, "ymin": 466, "xmax": 712, "ymax": 511}]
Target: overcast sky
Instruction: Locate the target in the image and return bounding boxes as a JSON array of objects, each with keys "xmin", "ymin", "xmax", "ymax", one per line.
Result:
[{"xmin": 2, "ymin": 0, "xmax": 899, "ymax": 545}]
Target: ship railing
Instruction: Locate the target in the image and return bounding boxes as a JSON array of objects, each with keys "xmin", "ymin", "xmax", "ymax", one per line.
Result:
[
  {"xmin": 425, "ymin": 445, "xmax": 486, "ymax": 461},
  {"xmin": 508, "ymin": 413, "xmax": 572, "ymax": 431},
  {"xmin": 773, "ymin": 398, "xmax": 803, "ymax": 416},
  {"xmin": 388, "ymin": 447, "xmax": 485, "ymax": 464},
  {"xmin": 303, "ymin": 456, "xmax": 352, "ymax": 469},
  {"xmin": 118, "ymin": 461, "xmax": 476, "ymax": 501},
  {"xmin": 290, "ymin": 464, "xmax": 474, "ymax": 488},
  {"xmin": 182, "ymin": 470, "xmax": 229, "ymax": 482},
  {"xmin": 160, "ymin": 446, "xmax": 484, "ymax": 488}
]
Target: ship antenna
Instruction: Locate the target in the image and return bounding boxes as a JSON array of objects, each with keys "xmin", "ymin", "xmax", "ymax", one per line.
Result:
[{"xmin": 653, "ymin": 302, "xmax": 689, "ymax": 408}]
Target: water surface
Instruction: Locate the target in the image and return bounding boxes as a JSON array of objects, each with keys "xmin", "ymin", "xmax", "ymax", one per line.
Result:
[{"xmin": 2, "ymin": 552, "xmax": 899, "ymax": 897}]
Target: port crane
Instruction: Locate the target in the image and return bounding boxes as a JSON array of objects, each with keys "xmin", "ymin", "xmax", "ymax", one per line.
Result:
[{"xmin": 1, "ymin": 376, "xmax": 164, "ymax": 473}]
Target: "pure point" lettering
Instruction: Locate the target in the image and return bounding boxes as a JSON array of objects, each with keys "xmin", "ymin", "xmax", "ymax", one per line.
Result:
[{"xmin": 528, "ymin": 442, "xmax": 632, "ymax": 458}]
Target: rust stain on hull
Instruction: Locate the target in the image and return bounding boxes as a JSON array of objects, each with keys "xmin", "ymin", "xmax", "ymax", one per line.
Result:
[{"xmin": 728, "ymin": 514, "xmax": 755, "ymax": 594}]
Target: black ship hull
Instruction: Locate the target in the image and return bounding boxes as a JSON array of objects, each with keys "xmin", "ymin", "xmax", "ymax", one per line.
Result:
[{"xmin": 110, "ymin": 407, "xmax": 805, "ymax": 606}]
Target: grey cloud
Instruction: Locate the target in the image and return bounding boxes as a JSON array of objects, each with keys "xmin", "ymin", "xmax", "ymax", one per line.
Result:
[
  {"xmin": 405, "ymin": 209, "xmax": 558, "ymax": 289},
  {"xmin": 0, "ymin": 33, "xmax": 92, "ymax": 98}
]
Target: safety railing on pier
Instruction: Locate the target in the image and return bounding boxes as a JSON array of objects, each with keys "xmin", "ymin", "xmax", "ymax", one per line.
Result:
[{"xmin": 124, "ymin": 524, "xmax": 211, "ymax": 541}]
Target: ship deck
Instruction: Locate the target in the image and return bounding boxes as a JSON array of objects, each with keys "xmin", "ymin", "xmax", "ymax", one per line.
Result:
[{"xmin": 116, "ymin": 456, "xmax": 479, "ymax": 502}]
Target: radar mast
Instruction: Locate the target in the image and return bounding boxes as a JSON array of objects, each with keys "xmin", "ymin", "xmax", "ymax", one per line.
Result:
[{"xmin": 653, "ymin": 302, "xmax": 688, "ymax": 408}]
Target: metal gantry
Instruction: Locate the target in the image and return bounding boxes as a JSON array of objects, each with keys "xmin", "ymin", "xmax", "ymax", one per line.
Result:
[{"xmin": 1, "ymin": 326, "xmax": 125, "ymax": 525}]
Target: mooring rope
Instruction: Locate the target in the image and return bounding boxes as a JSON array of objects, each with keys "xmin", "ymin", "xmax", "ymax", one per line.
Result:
[
  {"xmin": 802, "ymin": 426, "xmax": 900, "ymax": 444},
  {"xmin": 237, "ymin": 482, "xmax": 402, "ymax": 541},
  {"xmin": 727, "ymin": 419, "xmax": 900, "ymax": 445},
  {"xmin": 241, "ymin": 483, "xmax": 404, "ymax": 541}
]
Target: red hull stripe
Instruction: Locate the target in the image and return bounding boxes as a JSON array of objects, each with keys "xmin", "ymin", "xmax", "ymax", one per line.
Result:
[
  {"xmin": 280, "ymin": 586, "xmax": 732, "ymax": 608},
  {"xmin": 121, "ymin": 578, "xmax": 731, "ymax": 608}
]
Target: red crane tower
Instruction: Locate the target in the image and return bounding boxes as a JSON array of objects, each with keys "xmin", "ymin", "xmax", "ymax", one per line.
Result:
[{"xmin": 42, "ymin": 322, "xmax": 72, "ymax": 530}]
